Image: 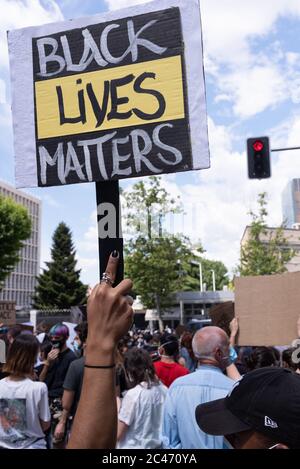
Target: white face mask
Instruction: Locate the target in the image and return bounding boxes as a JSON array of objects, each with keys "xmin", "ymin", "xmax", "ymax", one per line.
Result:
[
  {"xmin": 268, "ymin": 443, "xmax": 281, "ymax": 449},
  {"xmin": 224, "ymin": 437, "xmax": 282, "ymax": 450}
]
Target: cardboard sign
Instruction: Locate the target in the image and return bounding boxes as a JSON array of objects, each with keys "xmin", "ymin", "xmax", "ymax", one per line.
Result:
[
  {"xmin": 235, "ymin": 272, "xmax": 300, "ymax": 346},
  {"xmin": 209, "ymin": 301, "xmax": 234, "ymax": 338},
  {"xmin": 8, "ymin": 0, "xmax": 209, "ymax": 188},
  {"xmin": 0, "ymin": 301, "xmax": 16, "ymax": 326}
]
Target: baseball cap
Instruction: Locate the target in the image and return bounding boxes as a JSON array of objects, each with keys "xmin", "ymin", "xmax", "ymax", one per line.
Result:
[{"xmin": 195, "ymin": 367, "xmax": 300, "ymax": 449}]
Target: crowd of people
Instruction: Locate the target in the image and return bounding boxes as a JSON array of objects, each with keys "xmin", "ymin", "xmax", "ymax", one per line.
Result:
[{"xmin": 0, "ymin": 253, "xmax": 300, "ymax": 450}]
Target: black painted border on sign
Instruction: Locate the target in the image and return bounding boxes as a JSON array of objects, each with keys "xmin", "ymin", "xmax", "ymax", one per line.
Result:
[{"xmin": 32, "ymin": 7, "xmax": 193, "ymax": 187}]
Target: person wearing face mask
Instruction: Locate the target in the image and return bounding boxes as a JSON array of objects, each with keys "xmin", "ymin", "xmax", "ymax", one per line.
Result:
[
  {"xmin": 53, "ymin": 322, "xmax": 88, "ymax": 446},
  {"xmin": 39, "ymin": 323, "xmax": 76, "ymax": 447},
  {"xmin": 154, "ymin": 335, "xmax": 189, "ymax": 388},
  {"xmin": 162, "ymin": 326, "xmax": 236, "ymax": 449},
  {"xmin": 35, "ymin": 339, "xmax": 52, "ymax": 378}
]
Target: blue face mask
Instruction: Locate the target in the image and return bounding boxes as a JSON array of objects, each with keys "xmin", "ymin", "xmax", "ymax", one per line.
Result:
[{"xmin": 73, "ymin": 341, "xmax": 82, "ymax": 356}]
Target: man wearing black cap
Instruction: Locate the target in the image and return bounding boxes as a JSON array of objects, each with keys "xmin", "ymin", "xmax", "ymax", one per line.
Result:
[{"xmin": 196, "ymin": 367, "xmax": 300, "ymax": 449}]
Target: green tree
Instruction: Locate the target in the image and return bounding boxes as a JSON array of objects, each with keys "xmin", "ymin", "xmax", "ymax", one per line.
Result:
[
  {"xmin": 184, "ymin": 257, "xmax": 229, "ymax": 291},
  {"xmin": 123, "ymin": 178, "xmax": 230, "ymax": 329},
  {"xmin": 123, "ymin": 176, "xmax": 185, "ymax": 330},
  {"xmin": 34, "ymin": 222, "xmax": 87, "ymax": 308},
  {"xmin": 125, "ymin": 235, "xmax": 192, "ymax": 330},
  {"xmin": 238, "ymin": 192, "xmax": 295, "ymax": 276},
  {"xmin": 0, "ymin": 195, "xmax": 31, "ymax": 288},
  {"xmin": 123, "ymin": 176, "xmax": 182, "ymax": 239}
]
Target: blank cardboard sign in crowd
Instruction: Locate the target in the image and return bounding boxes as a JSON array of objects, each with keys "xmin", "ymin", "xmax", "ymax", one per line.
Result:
[
  {"xmin": 235, "ymin": 272, "xmax": 300, "ymax": 346},
  {"xmin": 0, "ymin": 302, "xmax": 16, "ymax": 326},
  {"xmin": 8, "ymin": 0, "xmax": 209, "ymax": 189}
]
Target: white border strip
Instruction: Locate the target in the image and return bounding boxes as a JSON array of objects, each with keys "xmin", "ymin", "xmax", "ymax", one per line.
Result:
[{"xmin": 8, "ymin": 0, "xmax": 209, "ymax": 188}]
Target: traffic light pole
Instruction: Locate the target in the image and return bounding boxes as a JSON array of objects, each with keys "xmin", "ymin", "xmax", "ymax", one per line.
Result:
[
  {"xmin": 271, "ymin": 146, "xmax": 300, "ymax": 152},
  {"xmin": 247, "ymin": 136, "xmax": 300, "ymax": 179}
]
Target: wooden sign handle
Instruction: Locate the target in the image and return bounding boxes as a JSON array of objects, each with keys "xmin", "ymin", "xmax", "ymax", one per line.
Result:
[{"xmin": 95, "ymin": 181, "xmax": 124, "ymax": 286}]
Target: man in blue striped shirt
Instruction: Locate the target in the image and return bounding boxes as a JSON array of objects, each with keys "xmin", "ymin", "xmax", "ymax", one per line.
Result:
[{"xmin": 162, "ymin": 326, "xmax": 235, "ymax": 449}]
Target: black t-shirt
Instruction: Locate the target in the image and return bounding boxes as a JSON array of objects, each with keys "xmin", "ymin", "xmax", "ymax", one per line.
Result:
[
  {"xmin": 0, "ymin": 370, "xmax": 9, "ymax": 380},
  {"xmin": 115, "ymin": 365, "xmax": 129, "ymax": 396},
  {"xmin": 45, "ymin": 348, "xmax": 76, "ymax": 398},
  {"xmin": 63, "ymin": 356, "xmax": 84, "ymax": 416}
]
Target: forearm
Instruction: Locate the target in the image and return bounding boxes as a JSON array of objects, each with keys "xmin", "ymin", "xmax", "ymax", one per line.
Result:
[
  {"xmin": 59, "ymin": 408, "xmax": 70, "ymax": 425},
  {"xmin": 39, "ymin": 363, "xmax": 50, "ymax": 382},
  {"xmin": 229, "ymin": 334, "xmax": 236, "ymax": 347},
  {"xmin": 67, "ymin": 348, "xmax": 117, "ymax": 449},
  {"xmin": 226, "ymin": 363, "xmax": 241, "ymax": 381}
]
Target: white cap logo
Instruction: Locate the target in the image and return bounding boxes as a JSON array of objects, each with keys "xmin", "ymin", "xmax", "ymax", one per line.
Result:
[{"xmin": 265, "ymin": 416, "xmax": 278, "ymax": 429}]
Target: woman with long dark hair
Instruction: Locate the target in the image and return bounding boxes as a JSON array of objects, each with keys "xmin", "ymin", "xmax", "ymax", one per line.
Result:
[
  {"xmin": 246, "ymin": 346, "xmax": 278, "ymax": 372},
  {"xmin": 179, "ymin": 332, "xmax": 198, "ymax": 372},
  {"xmin": 117, "ymin": 347, "xmax": 167, "ymax": 449},
  {"xmin": 0, "ymin": 334, "xmax": 50, "ymax": 449}
]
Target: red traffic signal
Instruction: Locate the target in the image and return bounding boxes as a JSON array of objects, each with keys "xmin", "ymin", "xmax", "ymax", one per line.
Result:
[
  {"xmin": 252, "ymin": 140, "xmax": 264, "ymax": 152},
  {"xmin": 247, "ymin": 136, "xmax": 271, "ymax": 179}
]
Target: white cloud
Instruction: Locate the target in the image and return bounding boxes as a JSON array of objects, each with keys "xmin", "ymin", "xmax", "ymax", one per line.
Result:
[
  {"xmin": 214, "ymin": 94, "xmax": 231, "ymax": 104},
  {"xmin": 201, "ymin": 0, "xmax": 300, "ymax": 66},
  {"xmin": 286, "ymin": 52, "xmax": 300, "ymax": 66},
  {"xmin": 77, "ymin": 257, "xmax": 98, "ymax": 287},
  {"xmin": 201, "ymin": 0, "xmax": 300, "ymax": 117},
  {"xmin": 105, "ymin": 0, "xmax": 147, "ymax": 11},
  {"xmin": 0, "ymin": 103, "xmax": 11, "ymax": 127},
  {"xmin": 76, "ymin": 210, "xmax": 99, "ymax": 285},
  {"xmin": 41, "ymin": 194, "xmax": 63, "ymax": 208},
  {"xmin": 0, "ymin": 79, "xmax": 5, "ymax": 103},
  {"xmin": 78, "ymin": 224, "xmax": 98, "ymax": 253},
  {"xmin": 0, "ymin": 0, "xmax": 63, "ymax": 69},
  {"xmin": 219, "ymin": 65, "xmax": 286, "ymax": 118}
]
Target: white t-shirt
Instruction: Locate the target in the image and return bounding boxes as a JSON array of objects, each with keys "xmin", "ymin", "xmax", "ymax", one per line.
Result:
[
  {"xmin": 117, "ymin": 381, "xmax": 167, "ymax": 449},
  {"xmin": 0, "ymin": 377, "xmax": 51, "ymax": 449}
]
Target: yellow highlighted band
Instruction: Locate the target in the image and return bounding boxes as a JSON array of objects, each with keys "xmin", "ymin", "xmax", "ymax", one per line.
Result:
[{"xmin": 35, "ymin": 55, "xmax": 185, "ymax": 139}]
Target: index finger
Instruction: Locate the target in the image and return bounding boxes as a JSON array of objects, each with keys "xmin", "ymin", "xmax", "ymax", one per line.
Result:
[{"xmin": 103, "ymin": 251, "xmax": 119, "ymax": 286}]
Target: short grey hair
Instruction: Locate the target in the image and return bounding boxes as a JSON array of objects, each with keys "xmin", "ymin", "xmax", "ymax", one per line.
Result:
[{"xmin": 192, "ymin": 326, "xmax": 229, "ymax": 360}]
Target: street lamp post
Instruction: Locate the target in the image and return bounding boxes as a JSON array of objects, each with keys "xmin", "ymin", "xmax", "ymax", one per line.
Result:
[
  {"xmin": 177, "ymin": 260, "xmax": 187, "ymax": 326},
  {"xmin": 211, "ymin": 270, "xmax": 216, "ymax": 292},
  {"xmin": 191, "ymin": 260, "xmax": 203, "ymax": 293},
  {"xmin": 199, "ymin": 262, "xmax": 203, "ymax": 293}
]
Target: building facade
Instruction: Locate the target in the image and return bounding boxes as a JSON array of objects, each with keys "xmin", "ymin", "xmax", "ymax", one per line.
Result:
[
  {"xmin": 142, "ymin": 290, "xmax": 234, "ymax": 330},
  {"xmin": 241, "ymin": 225, "xmax": 300, "ymax": 273},
  {"xmin": 282, "ymin": 178, "xmax": 300, "ymax": 228},
  {"xmin": 0, "ymin": 180, "xmax": 41, "ymax": 310}
]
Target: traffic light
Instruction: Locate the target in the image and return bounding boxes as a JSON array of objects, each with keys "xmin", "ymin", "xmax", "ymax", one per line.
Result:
[{"xmin": 247, "ymin": 136, "xmax": 271, "ymax": 179}]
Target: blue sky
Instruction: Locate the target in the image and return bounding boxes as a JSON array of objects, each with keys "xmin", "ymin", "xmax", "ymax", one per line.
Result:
[{"xmin": 1, "ymin": 0, "xmax": 300, "ymax": 287}]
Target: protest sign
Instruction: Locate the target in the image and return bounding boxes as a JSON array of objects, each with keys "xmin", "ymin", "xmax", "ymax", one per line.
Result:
[
  {"xmin": 8, "ymin": 0, "xmax": 209, "ymax": 188},
  {"xmin": 209, "ymin": 301, "xmax": 234, "ymax": 337},
  {"xmin": 235, "ymin": 272, "xmax": 300, "ymax": 346},
  {"xmin": 0, "ymin": 301, "xmax": 16, "ymax": 326}
]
